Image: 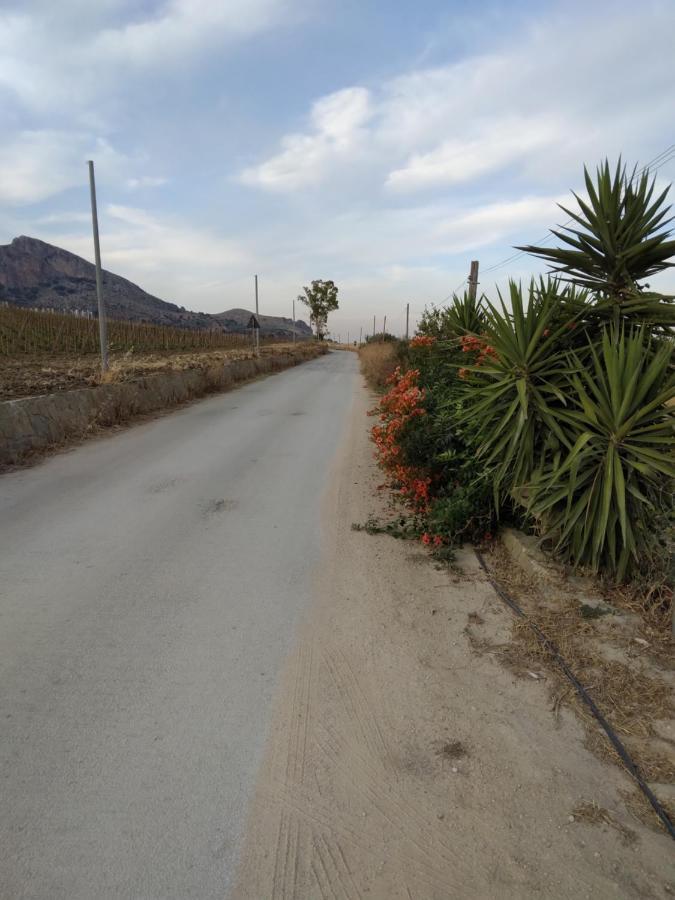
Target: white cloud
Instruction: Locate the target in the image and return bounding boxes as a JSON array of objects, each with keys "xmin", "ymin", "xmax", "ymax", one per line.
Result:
[
  {"xmin": 0, "ymin": 131, "xmax": 128, "ymax": 204},
  {"xmin": 432, "ymin": 195, "xmax": 567, "ymax": 253},
  {"xmin": 33, "ymin": 204, "xmax": 251, "ymax": 307},
  {"xmin": 386, "ymin": 118, "xmax": 564, "ymax": 192},
  {"xmin": 126, "ymin": 176, "xmax": 168, "ymax": 190},
  {"xmin": 0, "ymin": 0, "xmax": 297, "ymax": 114},
  {"xmin": 101, "ymin": 204, "xmax": 249, "ymax": 271},
  {"xmin": 241, "ymin": 3, "xmax": 675, "ymax": 197},
  {"xmin": 92, "ymin": 0, "xmax": 293, "ymax": 66},
  {"xmin": 239, "ymin": 87, "xmax": 372, "ymax": 190}
]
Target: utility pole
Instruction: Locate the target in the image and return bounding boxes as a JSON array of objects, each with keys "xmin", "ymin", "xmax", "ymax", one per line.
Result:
[
  {"xmin": 373, "ymin": 315, "xmax": 376, "ymax": 340},
  {"xmin": 292, "ymin": 296, "xmax": 296, "ymax": 344},
  {"xmin": 405, "ymin": 302, "xmax": 410, "ymax": 340},
  {"xmin": 87, "ymin": 160, "xmax": 108, "ymax": 372},
  {"xmin": 347, "ymin": 331, "xmax": 350, "ymax": 346},
  {"xmin": 468, "ymin": 260, "xmax": 480, "ymax": 302},
  {"xmin": 383, "ymin": 314, "xmax": 387, "ymax": 341},
  {"xmin": 359, "ymin": 326, "xmax": 363, "ymax": 345},
  {"xmin": 254, "ymin": 274, "xmax": 260, "ymax": 355}
]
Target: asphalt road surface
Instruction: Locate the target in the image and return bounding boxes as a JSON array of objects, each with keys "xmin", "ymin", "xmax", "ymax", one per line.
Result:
[{"xmin": 0, "ymin": 350, "xmax": 357, "ymax": 900}]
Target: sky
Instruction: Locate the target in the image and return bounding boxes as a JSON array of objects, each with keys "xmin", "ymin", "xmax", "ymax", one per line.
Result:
[{"xmin": 1, "ymin": 0, "xmax": 675, "ymax": 339}]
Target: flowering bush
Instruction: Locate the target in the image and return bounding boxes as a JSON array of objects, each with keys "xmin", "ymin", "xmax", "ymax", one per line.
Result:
[
  {"xmin": 458, "ymin": 334, "xmax": 498, "ymax": 379},
  {"xmin": 370, "ymin": 344, "xmax": 496, "ymax": 551},
  {"xmin": 409, "ymin": 335, "xmax": 436, "ymax": 348},
  {"xmin": 370, "ymin": 367, "xmax": 432, "ymax": 513},
  {"xmin": 365, "ymin": 161, "xmax": 675, "ymax": 586}
]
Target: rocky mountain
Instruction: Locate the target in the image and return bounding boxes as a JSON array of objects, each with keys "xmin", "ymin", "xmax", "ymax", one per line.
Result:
[{"xmin": 0, "ymin": 236, "xmax": 312, "ymax": 338}]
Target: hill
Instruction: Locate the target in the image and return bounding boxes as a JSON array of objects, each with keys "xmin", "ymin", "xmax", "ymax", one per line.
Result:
[
  {"xmin": 0, "ymin": 236, "xmax": 312, "ymax": 338},
  {"xmin": 214, "ymin": 307, "xmax": 311, "ymax": 338}
]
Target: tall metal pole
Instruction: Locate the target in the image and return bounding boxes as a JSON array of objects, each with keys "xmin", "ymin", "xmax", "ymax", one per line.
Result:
[
  {"xmin": 292, "ymin": 297, "xmax": 296, "ymax": 344},
  {"xmin": 87, "ymin": 160, "xmax": 108, "ymax": 372},
  {"xmin": 254, "ymin": 274, "xmax": 260, "ymax": 355},
  {"xmin": 468, "ymin": 260, "xmax": 480, "ymax": 302},
  {"xmin": 405, "ymin": 302, "xmax": 410, "ymax": 340}
]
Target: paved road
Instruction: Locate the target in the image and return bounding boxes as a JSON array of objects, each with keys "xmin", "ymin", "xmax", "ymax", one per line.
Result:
[{"xmin": 0, "ymin": 350, "xmax": 357, "ymax": 900}]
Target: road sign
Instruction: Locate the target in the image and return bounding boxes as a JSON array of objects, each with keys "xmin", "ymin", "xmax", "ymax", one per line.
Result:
[{"xmin": 247, "ymin": 314, "xmax": 260, "ymax": 330}]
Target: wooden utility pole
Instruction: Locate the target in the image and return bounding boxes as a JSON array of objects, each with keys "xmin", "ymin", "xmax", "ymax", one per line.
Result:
[
  {"xmin": 87, "ymin": 160, "xmax": 108, "ymax": 372},
  {"xmin": 468, "ymin": 260, "xmax": 480, "ymax": 302},
  {"xmin": 383, "ymin": 315, "xmax": 387, "ymax": 341},
  {"xmin": 405, "ymin": 303, "xmax": 410, "ymax": 340},
  {"xmin": 359, "ymin": 327, "xmax": 363, "ymax": 345},
  {"xmin": 292, "ymin": 297, "xmax": 296, "ymax": 344}
]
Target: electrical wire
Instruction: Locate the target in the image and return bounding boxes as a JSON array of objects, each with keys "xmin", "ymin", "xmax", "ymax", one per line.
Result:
[{"xmin": 474, "ymin": 549, "xmax": 675, "ymax": 841}]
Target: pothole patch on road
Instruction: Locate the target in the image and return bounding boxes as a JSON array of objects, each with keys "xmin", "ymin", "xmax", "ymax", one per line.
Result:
[{"xmin": 201, "ymin": 498, "xmax": 238, "ymax": 517}]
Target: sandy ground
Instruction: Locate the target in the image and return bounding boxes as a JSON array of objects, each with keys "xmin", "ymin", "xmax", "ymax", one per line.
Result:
[{"xmin": 232, "ymin": 376, "xmax": 674, "ymax": 898}]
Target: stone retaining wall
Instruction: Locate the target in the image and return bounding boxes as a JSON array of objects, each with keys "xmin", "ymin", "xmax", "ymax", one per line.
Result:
[{"xmin": 0, "ymin": 346, "xmax": 326, "ymax": 466}]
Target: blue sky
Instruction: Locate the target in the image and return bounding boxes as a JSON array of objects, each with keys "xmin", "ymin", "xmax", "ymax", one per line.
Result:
[{"xmin": 1, "ymin": 0, "xmax": 675, "ymax": 338}]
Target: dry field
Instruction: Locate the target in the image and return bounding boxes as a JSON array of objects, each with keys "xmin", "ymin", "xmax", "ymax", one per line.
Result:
[
  {"xmin": 0, "ymin": 304, "xmax": 315, "ymax": 400},
  {"xmin": 0, "ymin": 344, "xmax": 313, "ymax": 401}
]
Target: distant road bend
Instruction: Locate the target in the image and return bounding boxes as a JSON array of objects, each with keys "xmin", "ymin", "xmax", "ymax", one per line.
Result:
[{"xmin": 0, "ymin": 350, "xmax": 358, "ymax": 899}]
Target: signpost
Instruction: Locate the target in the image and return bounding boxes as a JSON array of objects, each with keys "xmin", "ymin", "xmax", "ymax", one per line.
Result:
[{"xmin": 248, "ymin": 313, "xmax": 260, "ymax": 352}]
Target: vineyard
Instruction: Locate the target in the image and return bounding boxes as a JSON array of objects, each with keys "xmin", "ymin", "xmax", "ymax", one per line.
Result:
[{"xmin": 0, "ymin": 305, "xmax": 257, "ymax": 355}]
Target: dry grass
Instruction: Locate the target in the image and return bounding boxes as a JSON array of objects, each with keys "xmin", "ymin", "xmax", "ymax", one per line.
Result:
[
  {"xmin": 571, "ymin": 800, "xmax": 637, "ymax": 844},
  {"xmin": 621, "ymin": 786, "xmax": 675, "ymax": 835},
  {"xmin": 0, "ymin": 343, "xmax": 316, "ymax": 400},
  {"xmin": 358, "ymin": 341, "xmax": 398, "ymax": 390},
  {"xmin": 483, "ymin": 541, "xmax": 675, "ymax": 824}
]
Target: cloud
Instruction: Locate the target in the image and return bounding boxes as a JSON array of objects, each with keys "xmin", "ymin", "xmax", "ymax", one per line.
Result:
[
  {"xmin": 92, "ymin": 0, "xmax": 294, "ymax": 66},
  {"xmin": 386, "ymin": 118, "xmax": 564, "ymax": 192},
  {"xmin": 33, "ymin": 204, "xmax": 251, "ymax": 307},
  {"xmin": 0, "ymin": 131, "xmax": 128, "ymax": 204},
  {"xmin": 0, "ymin": 0, "xmax": 297, "ymax": 114},
  {"xmin": 101, "ymin": 204, "xmax": 249, "ymax": 271},
  {"xmin": 241, "ymin": 3, "xmax": 675, "ymax": 198},
  {"xmin": 126, "ymin": 176, "xmax": 168, "ymax": 190},
  {"xmin": 239, "ymin": 87, "xmax": 372, "ymax": 190}
]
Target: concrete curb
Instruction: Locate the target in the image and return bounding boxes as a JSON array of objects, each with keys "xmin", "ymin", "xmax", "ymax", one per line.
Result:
[
  {"xmin": 500, "ymin": 527, "xmax": 564, "ymax": 583},
  {"xmin": 0, "ymin": 346, "xmax": 327, "ymax": 466}
]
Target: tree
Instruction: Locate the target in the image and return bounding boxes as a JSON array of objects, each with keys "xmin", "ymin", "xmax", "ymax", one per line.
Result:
[{"xmin": 297, "ymin": 279, "xmax": 339, "ymax": 340}]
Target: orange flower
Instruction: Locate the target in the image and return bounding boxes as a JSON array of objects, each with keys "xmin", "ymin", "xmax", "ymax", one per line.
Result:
[{"xmin": 410, "ymin": 335, "xmax": 436, "ymax": 348}]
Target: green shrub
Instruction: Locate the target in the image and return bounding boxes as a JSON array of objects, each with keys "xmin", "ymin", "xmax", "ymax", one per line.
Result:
[
  {"xmin": 528, "ymin": 327, "xmax": 674, "ymax": 578},
  {"xmin": 455, "ymin": 278, "xmax": 586, "ymax": 504}
]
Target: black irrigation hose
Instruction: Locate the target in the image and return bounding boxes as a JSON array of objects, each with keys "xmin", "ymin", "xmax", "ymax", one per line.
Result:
[{"xmin": 474, "ymin": 549, "xmax": 675, "ymax": 842}]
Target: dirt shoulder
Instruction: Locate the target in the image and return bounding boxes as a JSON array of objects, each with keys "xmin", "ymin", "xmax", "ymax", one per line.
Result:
[{"xmin": 232, "ymin": 375, "xmax": 674, "ymax": 898}]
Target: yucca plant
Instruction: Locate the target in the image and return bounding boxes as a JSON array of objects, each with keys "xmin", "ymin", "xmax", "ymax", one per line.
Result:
[
  {"xmin": 518, "ymin": 159, "xmax": 675, "ymax": 330},
  {"xmin": 527, "ymin": 327, "xmax": 674, "ymax": 579},
  {"xmin": 417, "ymin": 290, "xmax": 485, "ymax": 341},
  {"xmin": 455, "ymin": 278, "xmax": 587, "ymax": 504},
  {"xmin": 444, "ymin": 289, "xmax": 486, "ymax": 337}
]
